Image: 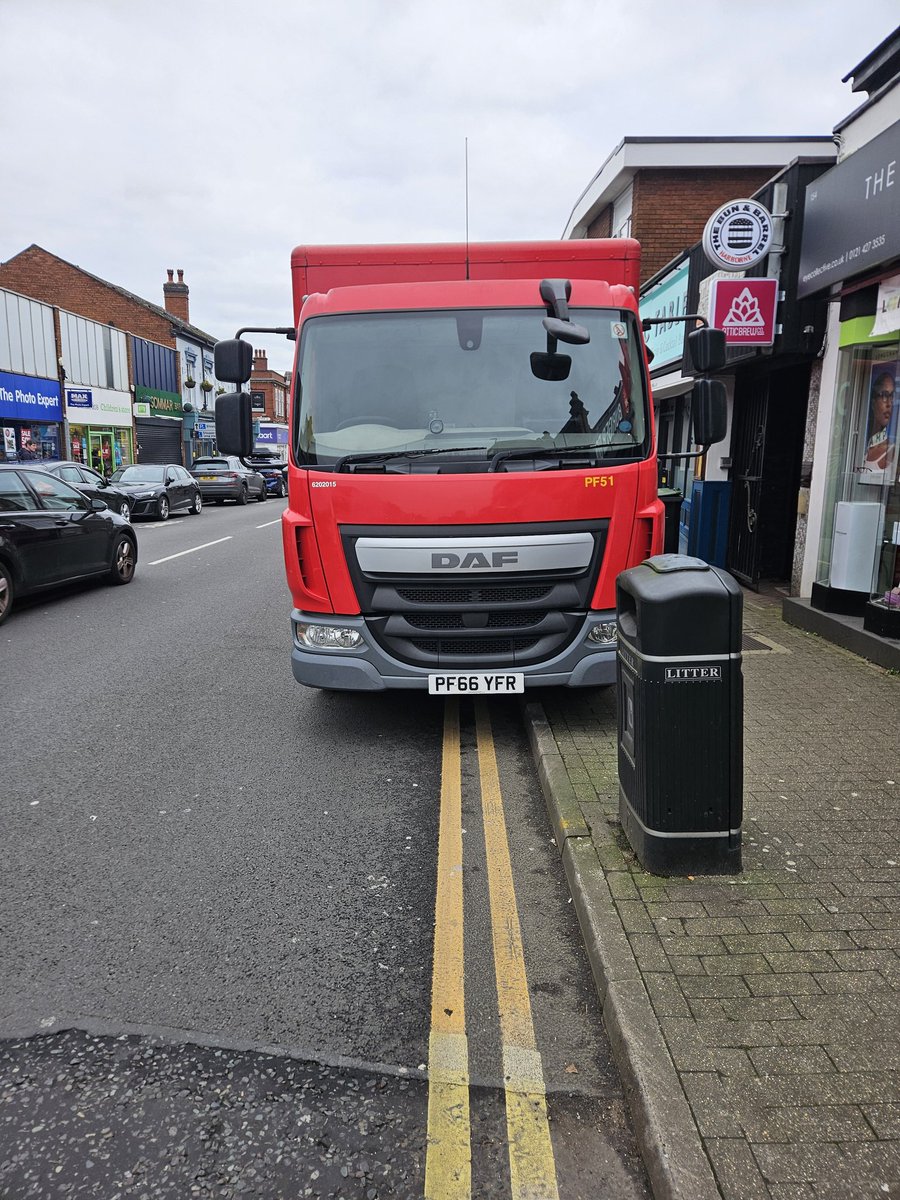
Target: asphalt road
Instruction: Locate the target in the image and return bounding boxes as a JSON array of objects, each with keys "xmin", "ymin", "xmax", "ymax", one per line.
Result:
[{"xmin": 0, "ymin": 498, "xmax": 648, "ymax": 1198}]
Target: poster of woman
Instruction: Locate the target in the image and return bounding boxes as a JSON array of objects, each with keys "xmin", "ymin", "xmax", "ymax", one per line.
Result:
[{"xmin": 860, "ymin": 360, "xmax": 898, "ymax": 485}]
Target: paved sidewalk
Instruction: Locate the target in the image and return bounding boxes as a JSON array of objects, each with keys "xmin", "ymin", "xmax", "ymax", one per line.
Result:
[{"xmin": 524, "ymin": 589, "xmax": 900, "ymax": 1200}]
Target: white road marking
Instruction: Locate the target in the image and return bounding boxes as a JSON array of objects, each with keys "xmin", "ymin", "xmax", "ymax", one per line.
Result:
[
  {"xmin": 256, "ymin": 518, "xmax": 282, "ymax": 529},
  {"xmin": 148, "ymin": 537, "xmax": 232, "ymax": 565}
]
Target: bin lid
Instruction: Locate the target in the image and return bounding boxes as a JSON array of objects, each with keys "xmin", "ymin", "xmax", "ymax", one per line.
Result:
[
  {"xmin": 616, "ymin": 555, "xmax": 742, "ymax": 656},
  {"xmin": 645, "ymin": 554, "xmax": 708, "ymax": 573}
]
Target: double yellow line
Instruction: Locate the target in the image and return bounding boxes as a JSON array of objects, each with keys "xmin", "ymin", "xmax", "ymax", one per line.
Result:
[{"xmin": 425, "ymin": 699, "xmax": 559, "ymax": 1200}]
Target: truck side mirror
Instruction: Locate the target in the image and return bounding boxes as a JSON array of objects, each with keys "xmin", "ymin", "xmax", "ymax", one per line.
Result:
[
  {"xmin": 687, "ymin": 326, "xmax": 726, "ymax": 373},
  {"xmin": 214, "ymin": 338, "xmax": 254, "ymax": 384},
  {"xmin": 691, "ymin": 379, "xmax": 727, "ymax": 447},
  {"xmin": 215, "ymin": 392, "xmax": 254, "ymax": 456}
]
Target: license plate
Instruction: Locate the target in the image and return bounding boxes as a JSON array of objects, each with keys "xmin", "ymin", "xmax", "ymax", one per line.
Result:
[
  {"xmin": 199, "ymin": 475, "xmax": 217, "ymax": 481},
  {"xmin": 427, "ymin": 673, "xmax": 525, "ymax": 695}
]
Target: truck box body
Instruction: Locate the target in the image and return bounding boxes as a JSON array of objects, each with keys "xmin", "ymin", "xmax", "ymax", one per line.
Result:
[
  {"xmin": 281, "ymin": 240, "xmax": 662, "ymax": 692},
  {"xmin": 290, "ymin": 239, "xmax": 641, "ymax": 321}
]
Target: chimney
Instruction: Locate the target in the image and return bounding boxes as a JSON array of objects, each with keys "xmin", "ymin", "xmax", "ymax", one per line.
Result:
[
  {"xmin": 163, "ymin": 267, "xmax": 190, "ymax": 324},
  {"xmin": 252, "ymin": 348, "xmax": 268, "ymax": 373}
]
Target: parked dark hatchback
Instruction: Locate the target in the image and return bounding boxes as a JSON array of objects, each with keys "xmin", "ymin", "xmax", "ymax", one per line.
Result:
[
  {"xmin": 108, "ymin": 464, "xmax": 202, "ymax": 520},
  {"xmin": 0, "ymin": 465, "xmax": 137, "ymax": 626},
  {"xmin": 39, "ymin": 460, "xmax": 135, "ymax": 521}
]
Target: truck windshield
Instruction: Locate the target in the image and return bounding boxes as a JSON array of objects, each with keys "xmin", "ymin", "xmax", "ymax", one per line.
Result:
[{"xmin": 295, "ymin": 307, "xmax": 649, "ymax": 472}]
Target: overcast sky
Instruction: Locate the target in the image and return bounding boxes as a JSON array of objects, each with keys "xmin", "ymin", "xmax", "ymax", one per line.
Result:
[{"xmin": 2, "ymin": 1, "xmax": 897, "ymax": 372}]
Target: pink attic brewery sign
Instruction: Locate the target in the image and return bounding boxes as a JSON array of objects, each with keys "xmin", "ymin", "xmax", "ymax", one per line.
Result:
[{"xmin": 710, "ymin": 278, "xmax": 779, "ymax": 347}]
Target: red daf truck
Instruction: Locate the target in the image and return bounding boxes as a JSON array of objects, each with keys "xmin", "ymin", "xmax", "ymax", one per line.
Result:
[{"xmin": 214, "ymin": 240, "xmax": 724, "ymax": 693}]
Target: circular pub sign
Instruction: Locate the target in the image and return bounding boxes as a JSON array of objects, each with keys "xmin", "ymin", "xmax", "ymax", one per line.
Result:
[{"xmin": 702, "ymin": 199, "xmax": 774, "ymax": 271}]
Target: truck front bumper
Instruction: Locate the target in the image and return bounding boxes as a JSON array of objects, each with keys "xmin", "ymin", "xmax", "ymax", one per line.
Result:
[{"xmin": 290, "ymin": 610, "xmax": 618, "ymax": 691}]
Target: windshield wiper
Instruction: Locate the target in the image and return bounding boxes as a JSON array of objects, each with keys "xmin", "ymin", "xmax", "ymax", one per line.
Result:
[
  {"xmin": 488, "ymin": 444, "xmax": 641, "ymax": 472},
  {"xmin": 332, "ymin": 446, "xmax": 491, "ymax": 473}
]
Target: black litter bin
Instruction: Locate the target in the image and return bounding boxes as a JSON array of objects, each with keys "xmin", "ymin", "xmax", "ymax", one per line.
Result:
[{"xmin": 616, "ymin": 554, "xmax": 743, "ymax": 875}]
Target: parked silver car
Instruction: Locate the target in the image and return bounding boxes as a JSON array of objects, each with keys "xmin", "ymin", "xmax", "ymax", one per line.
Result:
[{"xmin": 189, "ymin": 456, "xmax": 267, "ymax": 505}]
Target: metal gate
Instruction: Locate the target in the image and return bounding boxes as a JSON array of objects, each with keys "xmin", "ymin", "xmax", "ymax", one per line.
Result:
[
  {"xmin": 727, "ymin": 378, "xmax": 768, "ymax": 589},
  {"xmin": 136, "ymin": 418, "xmax": 183, "ymax": 465}
]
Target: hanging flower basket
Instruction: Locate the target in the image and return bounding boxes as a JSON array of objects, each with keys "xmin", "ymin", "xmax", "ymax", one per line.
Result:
[
  {"xmin": 200, "ymin": 379, "xmax": 214, "ymax": 393},
  {"xmin": 216, "ymin": 386, "xmax": 225, "ymax": 395},
  {"xmin": 184, "ymin": 377, "xmax": 196, "ymax": 389}
]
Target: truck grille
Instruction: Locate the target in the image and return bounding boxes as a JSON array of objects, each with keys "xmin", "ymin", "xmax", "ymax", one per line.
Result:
[
  {"xmin": 397, "ymin": 583, "xmax": 553, "ymax": 605},
  {"xmin": 405, "ymin": 611, "xmax": 543, "ymax": 631},
  {"xmin": 411, "ymin": 637, "xmax": 542, "ymax": 657},
  {"xmin": 341, "ymin": 521, "xmax": 608, "ymax": 669}
]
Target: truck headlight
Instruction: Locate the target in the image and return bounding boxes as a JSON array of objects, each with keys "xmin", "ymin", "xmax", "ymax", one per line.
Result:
[
  {"xmin": 587, "ymin": 621, "xmax": 618, "ymax": 645},
  {"xmin": 295, "ymin": 622, "xmax": 363, "ymax": 650}
]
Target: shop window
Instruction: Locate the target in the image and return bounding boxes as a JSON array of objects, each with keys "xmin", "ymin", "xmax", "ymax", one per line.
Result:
[{"xmin": 816, "ymin": 340, "xmax": 899, "ymax": 605}]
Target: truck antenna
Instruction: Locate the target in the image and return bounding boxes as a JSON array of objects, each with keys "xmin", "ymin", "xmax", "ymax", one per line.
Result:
[{"xmin": 465, "ymin": 137, "xmax": 470, "ymax": 281}]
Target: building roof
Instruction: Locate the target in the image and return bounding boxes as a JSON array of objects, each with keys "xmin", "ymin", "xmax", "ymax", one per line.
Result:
[
  {"xmin": 842, "ymin": 24, "xmax": 900, "ymax": 94},
  {"xmin": 2, "ymin": 245, "xmax": 219, "ymax": 347},
  {"xmin": 562, "ymin": 136, "xmax": 837, "ymax": 239},
  {"xmin": 833, "ymin": 25, "xmax": 900, "ymax": 135}
]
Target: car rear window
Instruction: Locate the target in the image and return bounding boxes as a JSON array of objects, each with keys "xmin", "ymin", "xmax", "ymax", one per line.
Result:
[{"xmin": 193, "ymin": 462, "xmax": 233, "ymax": 472}]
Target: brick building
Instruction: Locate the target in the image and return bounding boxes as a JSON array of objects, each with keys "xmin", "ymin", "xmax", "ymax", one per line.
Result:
[
  {"xmin": 563, "ymin": 136, "xmax": 838, "ymax": 595},
  {"xmin": 249, "ymin": 349, "xmax": 289, "ymax": 426},
  {"xmin": 0, "ymin": 246, "xmax": 222, "ymax": 465},
  {"xmin": 563, "ymin": 137, "xmax": 836, "ymax": 284}
]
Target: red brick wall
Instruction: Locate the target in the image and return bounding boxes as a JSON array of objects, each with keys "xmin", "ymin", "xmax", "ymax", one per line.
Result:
[
  {"xmin": 0, "ymin": 246, "xmax": 175, "ymax": 346},
  {"xmin": 249, "ymin": 350, "xmax": 289, "ymax": 423},
  {"xmin": 586, "ymin": 206, "xmax": 612, "ymax": 239},
  {"xmin": 632, "ymin": 168, "xmax": 775, "ymax": 282}
]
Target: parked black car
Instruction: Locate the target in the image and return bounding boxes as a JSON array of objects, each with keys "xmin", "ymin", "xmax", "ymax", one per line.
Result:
[
  {"xmin": 108, "ymin": 464, "xmax": 202, "ymax": 520},
  {"xmin": 188, "ymin": 456, "xmax": 267, "ymax": 505},
  {"xmin": 0, "ymin": 465, "xmax": 137, "ymax": 626},
  {"xmin": 39, "ymin": 460, "xmax": 135, "ymax": 521}
]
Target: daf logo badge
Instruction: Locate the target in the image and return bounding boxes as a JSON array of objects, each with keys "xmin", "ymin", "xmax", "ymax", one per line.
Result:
[{"xmin": 432, "ymin": 551, "xmax": 520, "ymax": 570}]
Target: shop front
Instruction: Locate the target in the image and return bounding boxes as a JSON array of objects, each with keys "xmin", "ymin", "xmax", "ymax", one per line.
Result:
[
  {"xmin": 0, "ymin": 368, "xmax": 63, "ymax": 463},
  {"xmin": 65, "ymin": 386, "xmax": 135, "ymax": 475},
  {"xmin": 663, "ymin": 159, "xmax": 830, "ymax": 587},
  {"xmin": 134, "ymin": 387, "xmax": 184, "ymax": 464},
  {"xmin": 809, "ymin": 301, "xmax": 899, "ymax": 635},
  {"xmin": 798, "ymin": 116, "xmax": 900, "ymax": 641},
  {"xmin": 256, "ymin": 421, "xmax": 289, "ymax": 461}
]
